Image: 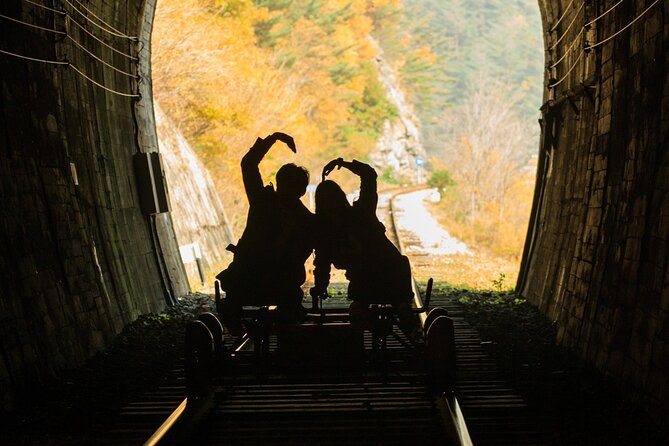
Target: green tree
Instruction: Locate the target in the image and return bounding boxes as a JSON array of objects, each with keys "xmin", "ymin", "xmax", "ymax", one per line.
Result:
[{"xmin": 427, "ymin": 169, "xmax": 456, "ymax": 196}]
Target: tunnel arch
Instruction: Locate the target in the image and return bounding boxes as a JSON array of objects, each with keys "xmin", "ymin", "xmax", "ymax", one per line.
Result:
[
  {"xmin": 0, "ymin": 0, "xmax": 188, "ymax": 410},
  {"xmin": 0, "ymin": 0, "xmax": 667, "ymax": 426}
]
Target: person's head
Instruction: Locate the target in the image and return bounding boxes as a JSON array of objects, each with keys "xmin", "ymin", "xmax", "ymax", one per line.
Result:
[
  {"xmin": 315, "ymin": 180, "xmax": 350, "ymax": 218},
  {"xmin": 276, "ymin": 163, "xmax": 309, "ymax": 199}
]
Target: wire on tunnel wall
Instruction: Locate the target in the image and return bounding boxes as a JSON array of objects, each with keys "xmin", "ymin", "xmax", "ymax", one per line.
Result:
[
  {"xmin": 550, "ymin": 0, "xmax": 576, "ymax": 32},
  {"xmin": 62, "ymin": 0, "xmax": 137, "ymax": 40},
  {"xmin": 69, "ymin": 63, "xmax": 141, "ymax": 97},
  {"xmin": 65, "ymin": 13, "xmax": 139, "ymax": 60},
  {"xmin": 549, "ymin": 28, "xmax": 583, "ymax": 69},
  {"xmin": 24, "ymin": 0, "xmax": 66, "ymax": 16},
  {"xmin": 585, "ymin": 0, "xmax": 660, "ymax": 50},
  {"xmin": 0, "ymin": 0, "xmax": 142, "ymax": 98},
  {"xmin": 546, "ymin": 0, "xmax": 661, "ymax": 91},
  {"xmin": 549, "ymin": 52, "xmax": 584, "ymax": 88},
  {"xmin": 0, "ymin": 48, "xmax": 68, "ymax": 65},
  {"xmin": 0, "ymin": 12, "xmax": 65, "ymax": 34},
  {"xmin": 584, "ymin": 0, "xmax": 625, "ymax": 28},
  {"xmin": 64, "ymin": 21, "xmax": 139, "ymax": 78},
  {"xmin": 548, "ymin": 1, "xmax": 584, "ymax": 51}
]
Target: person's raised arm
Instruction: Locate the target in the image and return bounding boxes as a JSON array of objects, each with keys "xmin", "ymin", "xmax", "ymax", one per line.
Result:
[
  {"xmin": 241, "ymin": 132, "xmax": 296, "ymax": 204},
  {"xmin": 347, "ymin": 160, "xmax": 377, "ymax": 211},
  {"xmin": 322, "ymin": 158, "xmax": 377, "ymax": 211}
]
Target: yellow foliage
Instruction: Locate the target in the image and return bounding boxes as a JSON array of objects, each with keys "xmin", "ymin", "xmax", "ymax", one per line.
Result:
[
  {"xmin": 345, "ymin": 75, "xmax": 367, "ymax": 95},
  {"xmin": 358, "ymin": 39, "xmax": 377, "ymax": 59},
  {"xmin": 413, "ymin": 46, "xmax": 437, "ymax": 63},
  {"xmin": 152, "ymin": 0, "xmax": 411, "ymax": 237},
  {"xmin": 368, "ymin": 0, "xmax": 402, "ymax": 10}
]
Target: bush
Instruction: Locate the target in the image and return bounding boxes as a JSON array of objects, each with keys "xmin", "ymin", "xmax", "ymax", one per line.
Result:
[{"xmin": 427, "ymin": 168, "xmax": 456, "ymax": 195}]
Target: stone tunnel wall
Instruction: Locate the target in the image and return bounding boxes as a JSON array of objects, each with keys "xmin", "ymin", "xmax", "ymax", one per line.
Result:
[
  {"xmin": 0, "ymin": 0, "xmax": 188, "ymax": 410},
  {"xmin": 520, "ymin": 0, "xmax": 669, "ymax": 425}
]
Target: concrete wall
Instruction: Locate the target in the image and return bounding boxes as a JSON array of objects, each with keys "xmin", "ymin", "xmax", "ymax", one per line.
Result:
[
  {"xmin": 0, "ymin": 0, "xmax": 187, "ymax": 409},
  {"xmin": 521, "ymin": 0, "xmax": 669, "ymax": 426}
]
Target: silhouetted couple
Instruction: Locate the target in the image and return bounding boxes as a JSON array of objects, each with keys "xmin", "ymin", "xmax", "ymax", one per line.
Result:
[{"xmin": 216, "ymin": 132, "xmax": 415, "ymax": 337}]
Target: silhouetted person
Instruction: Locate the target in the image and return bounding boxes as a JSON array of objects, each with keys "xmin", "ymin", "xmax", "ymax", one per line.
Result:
[
  {"xmin": 216, "ymin": 132, "xmax": 314, "ymax": 335},
  {"xmin": 310, "ymin": 158, "xmax": 416, "ymax": 337}
]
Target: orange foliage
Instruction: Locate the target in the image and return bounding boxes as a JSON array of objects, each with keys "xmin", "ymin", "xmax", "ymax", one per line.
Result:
[{"xmin": 152, "ymin": 0, "xmax": 403, "ymax": 234}]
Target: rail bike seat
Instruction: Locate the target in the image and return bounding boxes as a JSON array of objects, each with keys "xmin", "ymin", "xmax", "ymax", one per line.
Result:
[
  {"xmin": 360, "ymin": 278, "xmax": 433, "ymax": 356},
  {"xmin": 215, "ymin": 280, "xmax": 308, "ymax": 356},
  {"xmin": 214, "ymin": 279, "xmax": 301, "ymax": 320},
  {"xmin": 360, "ymin": 278, "xmax": 433, "ymax": 323}
]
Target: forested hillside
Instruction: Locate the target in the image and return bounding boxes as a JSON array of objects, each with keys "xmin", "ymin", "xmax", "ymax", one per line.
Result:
[
  {"xmin": 152, "ymin": 0, "xmax": 544, "ymax": 274},
  {"xmin": 373, "ymin": 0, "xmax": 543, "ymax": 260},
  {"xmin": 373, "ymin": 0, "xmax": 543, "ymax": 156},
  {"xmin": 152, "ymin": 0, "xmax": 407, "ymax": 233}
]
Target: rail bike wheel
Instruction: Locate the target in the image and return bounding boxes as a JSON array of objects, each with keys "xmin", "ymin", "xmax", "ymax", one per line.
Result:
[
  {"xmin": 424, "ymin": 307, "xmax": 449, "ymax": 334},
  {"xmin": 198, "ymin": 312, "xmax": 225, "ymax": 355},
  {"xmin": 425, "ymin": 315, "xmax": 456, "ymax": 394},
  {"xmin": 185, "ymin": 319, "xmax": 214, "ymax": 398}
]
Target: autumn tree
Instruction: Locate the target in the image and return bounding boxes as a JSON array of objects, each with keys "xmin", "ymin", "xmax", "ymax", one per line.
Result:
[
  {"xmin": 152, "ymin": 0, "xmax": 404, "ymax": 234},
  {"xmin": 436, "ymin": 74, "xmax": 534, "ymax": 257}
]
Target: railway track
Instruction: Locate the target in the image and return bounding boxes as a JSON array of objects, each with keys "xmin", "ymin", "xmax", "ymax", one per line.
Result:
[{"xmin": 101, "ymin": 188, "xmax": 542, "ymax": 445}]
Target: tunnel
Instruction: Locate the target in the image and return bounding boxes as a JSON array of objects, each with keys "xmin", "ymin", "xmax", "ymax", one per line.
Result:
[{"xmin": 0, "ymin": 0, "xmax": 667, "ymax": 431}]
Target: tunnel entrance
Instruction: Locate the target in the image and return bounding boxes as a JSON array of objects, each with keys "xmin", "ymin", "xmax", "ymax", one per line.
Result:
[
  {"xmin": 147, "ymin": 0, "xmax": 669, "ymax": 428},
  {"xmin": 150, "ymin": 0, "xmax": 544, "ymax": 292}
]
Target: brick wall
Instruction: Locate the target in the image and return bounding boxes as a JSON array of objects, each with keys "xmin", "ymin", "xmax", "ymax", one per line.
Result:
[
  {"xmin": 0, "ymin": 0, "xmax": 187, "ymax": 409},
  {"xmin": 521, "ymin": 0, "xmax": 669, "ymax": 426}
]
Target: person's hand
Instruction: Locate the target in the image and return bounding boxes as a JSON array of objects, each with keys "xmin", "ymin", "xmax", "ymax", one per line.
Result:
[
  {"xmin": 269, "ymin": 132, "xmax": 296, "ymax": 153},
  {"xmin": 322, "ymin": 157, "xmax": 344, "ymax": 180},
  {"xmin": 309, "ymin": 286, "xmax": 328, "ymax": 300}
]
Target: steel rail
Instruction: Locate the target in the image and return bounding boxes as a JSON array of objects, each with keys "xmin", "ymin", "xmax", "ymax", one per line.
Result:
[
  {"xmin": 389, "ymin": 188, "xmax": 473, "ymax": 446},
  {"xmin": 142, "ymin": 332, "xmax": 250, "ymax": 446},
  {"xmin": 143, "ymin": 398, "xmax": 188, "ymax": 446}
]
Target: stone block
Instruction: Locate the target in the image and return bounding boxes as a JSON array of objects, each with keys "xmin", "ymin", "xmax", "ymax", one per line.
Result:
[
  {"xmin": 43, "ymin": 314, "xmax": 55, "ymax": 335},
  {"xmin": 600, "ymin": 76, "xmax": 613, "ymax": 99},
  {"xmin": 597, "ymin": 114, "xmax": 611, "ymax": 135},
  {"xmin": 594, "ymin": 154, "xmax": 607, "ymax": 172},
  {"xmin": 90, "ymin": 330, "xmax": 104, "ymax": 352},
  {"xmin": 632, "ymin": 195, "xmax": 648, "ymax": 217},
  {"xmin": 644, "ymin": 9, "xmax": 662, "ymax": 41},
  {"xmin": 21, "ymin": 344, "xmax": 37, "ymax": 365},
  {"xmin": 646, "ymin": 370, "xmax": 667, "ymax": 407},
  {"xmin": 651, "ymin": 340, "xmax": 667, "ymax": 369},
  {"xmin": 653, "ymin": 264, "xmax": 665, "ymax": 292},
  {"xmin": 622, "ymin": 358, "xmax": 639, "ymax": 384},
  {"xmin": 622, "ymin": 284, "xmax": 637, "ymax": 307},
  {"xmin": 594, "ymin": 346, "xmax": 608, "ymax": 368},
  {"xmin": 661, "ymin": 288, "xmax": 669, "ymax": 312},
  {"xmin": 585, "ymin": 208, "xmax": 602, "ymax": 228},
  {"xmin": 624, "ymin": 237, "xmax": 641, "ymax": 261},
  {"xmin": 630, "ymin": 30, "xmax": 641, "ymax": 56},
  {"xmin": 7, "ymin": 348, "xmax": 24, "ymax": 374},
  {"xmin": 608, "ymin": 350, "xmax": 626, "ymax": 376}
]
